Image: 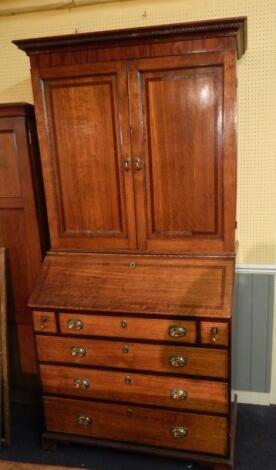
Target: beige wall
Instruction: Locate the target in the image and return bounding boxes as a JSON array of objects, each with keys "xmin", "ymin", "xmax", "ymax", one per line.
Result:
[{"xmin": 0, "ymin": 0, "xmax": 275, "ymax": 265}]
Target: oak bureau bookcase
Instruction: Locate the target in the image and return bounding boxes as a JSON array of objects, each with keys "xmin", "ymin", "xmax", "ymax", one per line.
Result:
[{"xmin": 14, "ymin": 17, "xmax": 247, "ymax": 470}]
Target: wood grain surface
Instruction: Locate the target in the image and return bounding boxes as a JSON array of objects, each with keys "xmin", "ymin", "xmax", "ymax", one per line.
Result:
[
  {"xmin": 29, "ymin": 254, "xmax": 234, "ymax": 318},
  {"xmin": 0, "ymin": 462, "xmax": 83, "ymax": 470},
  {"xmin": 59, "ymin": 313, "xmax": 197, "ymax": 343},
  {"xmin": 40, "ymin": 364, "xmax": 228, "ymax": 413},
  {"xmin": 36, "ymin": 335, "xmax": 228, "ymax": 379},
  {"xmin": 44, "ymin": 396, "xmax": 228, "ymax": 456}
]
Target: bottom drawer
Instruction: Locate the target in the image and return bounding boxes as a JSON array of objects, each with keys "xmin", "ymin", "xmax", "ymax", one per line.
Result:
[{"xmin": 44, "ymin": 396, "xmax": 228, "ymax": 456}]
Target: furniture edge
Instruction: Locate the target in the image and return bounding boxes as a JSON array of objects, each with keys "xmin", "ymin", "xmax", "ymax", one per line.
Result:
[{"xmin": 13, "ymin": 17, "xmax": 247, "ymax": 59}]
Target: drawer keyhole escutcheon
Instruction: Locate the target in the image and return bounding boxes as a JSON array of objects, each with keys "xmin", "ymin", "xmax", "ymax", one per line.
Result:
[
  {"xmin": 74, "ymin": 378, "xmax": 90, "ymax": 390},
  {"xmin": 71, "ymin": 346, "xmax": 86, "ymax": 357},
  {"xmin": 169, "ymin": 356, "xmax": 187, "ymax": 367},
  {"xmin": 125, "ymin": 375, "xmax": 132, "ymax": 384},
  {"xmin": 77, "ymin": 415, "xmax": 92, "ymax": 426},
  {"xmin": 127, "ymin": 409, "xmax": 133, "ymax": 417},
  {"xmin": 122, "ymin": 344, "xmax": 129, "ymax": 353},
  {"xmin": 171, "ymin": 426, "xmax": 188, "ymax": 439},
  {"xmin": 129, "ymin": 261, "xmax": 136, "ymax": 269},
  {"xmin": 40, "ymin": 316, "xmax": 49, "ymax": 329},
  {"xmin": 121, "ymin": 320, "xmax": 128, "ymax": 328},
  {"xmin": 168, "ymin": 325, "xmax": 187, "ymax": 338},
  {"xmin": 68, "ymin": 319, "xmax": 84, "ymax": 330},
  {"xmin": 211, "ymin": 327, "xmax": 219, "ymax": 343},
  {"xmin": 170, "ymin": 389, "xmax": 188, "ymax": 400}
]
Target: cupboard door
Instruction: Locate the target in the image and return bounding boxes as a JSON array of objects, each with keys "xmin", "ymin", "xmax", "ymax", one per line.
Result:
[
  {"xmin": 32, "ymin": 61, "xmax": 136, "ymax": 250},
  {"xmin": 129, "ymin": 52, "xmax": 236, "ymax": 253}
]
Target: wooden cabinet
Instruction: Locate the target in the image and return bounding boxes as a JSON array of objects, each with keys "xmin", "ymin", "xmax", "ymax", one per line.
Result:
[
  {"xmin": 14, "ymin": 17, "xmax": 247, "ymax": 470},
  {"xmin": 0, "ymin": 103, "xmax": 49, "ymax": 399}
]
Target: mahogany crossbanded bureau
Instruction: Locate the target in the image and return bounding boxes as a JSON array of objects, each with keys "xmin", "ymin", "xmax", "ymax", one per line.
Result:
[{"xmin": 14, "ymin": 17, "xmax": 247, "ymax": 470}]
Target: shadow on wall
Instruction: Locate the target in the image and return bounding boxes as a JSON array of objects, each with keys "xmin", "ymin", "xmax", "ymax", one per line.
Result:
[{"xmin": 0, "ymin": 78, "xmax": 33, "ymax": 103}]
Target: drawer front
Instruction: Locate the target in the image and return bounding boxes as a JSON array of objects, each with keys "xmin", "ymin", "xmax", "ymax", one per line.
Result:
[
  {"xmin": 40, "ymin": 364, "xmax": 228, "ymax": 413},
  {"xmin": 44, "ymin": 396, "xmax": 228, "ymax": 456},
  {"xmin": 33, "ymin": 311, "xmax": 57, "ymax": 333},
  {"xmin": 36, "ymin": 336, "xmax": 228, "ymax": 379},
  {"xmin": 200, "ymin": 322, "xmax": 229, "ymax": 346},
  {"xmin": 59, "ymin": 314, "xmax": 197, "ymax": 343},
  {"xmin": 29, "ymin": 254, "xmax": 234, "ymax": 318}
]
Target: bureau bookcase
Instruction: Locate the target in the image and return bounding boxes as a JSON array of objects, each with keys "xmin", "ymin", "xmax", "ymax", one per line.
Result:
[{"xmin": 14, "ymin": 17, "xmax": 247, "ymax": 470}]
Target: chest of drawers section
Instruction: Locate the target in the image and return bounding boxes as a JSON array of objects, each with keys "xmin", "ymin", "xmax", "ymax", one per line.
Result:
[{"xmin": 33, "ymin": 310, "xmax": 231, "ymax": 457}]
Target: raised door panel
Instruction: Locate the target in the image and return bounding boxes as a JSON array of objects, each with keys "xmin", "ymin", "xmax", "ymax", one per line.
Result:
[
  {"xmin": 0, "ymin": 130, "xmax": 21, "ymax": 198},
  {"xmin": 129, "ymin": 52, "xmax": 236, "ymax": 253},
  {"xmin": 33, "ymin": 62, "xmax": 136, "ymax": 250}
]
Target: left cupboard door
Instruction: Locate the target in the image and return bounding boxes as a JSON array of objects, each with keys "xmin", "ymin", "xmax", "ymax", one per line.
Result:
[{"xmin": 32, "ymin": 61, "xmax": 137, "ymax": 251}]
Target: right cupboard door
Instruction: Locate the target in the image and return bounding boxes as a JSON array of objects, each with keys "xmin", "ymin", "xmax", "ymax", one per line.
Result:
[{"xmin": 129, "ymin": 52, "xmax": 237, "ymax": 253}]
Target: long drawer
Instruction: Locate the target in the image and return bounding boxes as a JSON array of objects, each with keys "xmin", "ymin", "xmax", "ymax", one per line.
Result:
[
  {"xmin": 36, "ymin": 336, "xmax": 228, "ymax": 379},
  {"xmin": 40, "ymin": 364, "xmax": 228, "ymax": 413},
  {"xmin": 59, "ymin": 314, "xmax": 197, "ymax": 343},
  {"xmin": 44, "ymin": 396, "xmax": 228, "ymax": 456}
]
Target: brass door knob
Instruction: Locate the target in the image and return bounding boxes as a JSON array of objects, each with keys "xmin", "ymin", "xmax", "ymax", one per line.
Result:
[
  {"xmin": 134, "ymin": 158, "xmax": 143, "ymax": 170},
  {"xmin": 123, "ymin": 159, "xmax": 131, "ymax": 171}
]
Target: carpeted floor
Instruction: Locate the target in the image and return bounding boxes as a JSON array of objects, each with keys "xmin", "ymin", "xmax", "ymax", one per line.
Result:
[{"xmin": 0, "ymin": 404, "xmax": 275, "ymax": 470}]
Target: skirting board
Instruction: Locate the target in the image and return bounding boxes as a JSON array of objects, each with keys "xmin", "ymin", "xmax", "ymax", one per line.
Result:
[{"xmin": 232, "ymin": 390, "xmax": 275, "ymax": 406}]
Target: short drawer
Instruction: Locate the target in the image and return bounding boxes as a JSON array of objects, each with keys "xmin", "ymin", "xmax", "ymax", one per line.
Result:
[
  {"xmin": 36, "ymin": 336, "xmax": 228, "ymax": 379},
  {"xmin": 200, "ymin": 322, "xmax": 229, "ymax": 346},
  {"xmin": 32, "ymin": 311, "xmax": 57, "ymax": 334},
  {"xmin": 44, "ymin": 396, "xmax": 228, "ymax": 456},
  {"xmin": 59, "ymin": 314, "xmax": 196, "ymax": 343},
  {"xmin": 40, "ymin": 364, "xmax": 228, "ymax": 413}
]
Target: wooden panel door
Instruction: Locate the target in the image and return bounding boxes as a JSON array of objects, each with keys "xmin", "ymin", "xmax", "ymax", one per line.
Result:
[
  {"xmin": 32, "ymin": 61, "xmax": 136, "ymax": 250},
  {"xmin": 129, "ymin": 52, "xmax": 236, "ymax": 253}
]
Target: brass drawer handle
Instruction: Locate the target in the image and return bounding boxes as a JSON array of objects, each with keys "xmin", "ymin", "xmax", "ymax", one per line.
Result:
[
  {"xmin": 168, "ymin": 325, "xmax": 187, "ymax": 338},
  {"xmin": 170, "ymin": 388, "xmax": 188, "ymax": 400},
  {"xmin": 171, "ymin": 426, "xmax": 188, "ymax": 439},
  {"xmin": 40, "ymin": 315, "xmax": 49, "ymax": 329},
  {"xmin": 77, "ymin": 415, "xmax": 92, "ymax": 426},
  {"xmin": 71, "ymin": 346, "xmax": 86, "ymax": 357},
  {"xmin": 169, "ymin": 356, "xmax": 187, "ymax": 367},
  {"xmin": 67, "ymin": 319, "xmax": 83, "ymax": 330},
  {"xmin": 74, "ymin": 378, "xmax": 90, "ymax": 390}
]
